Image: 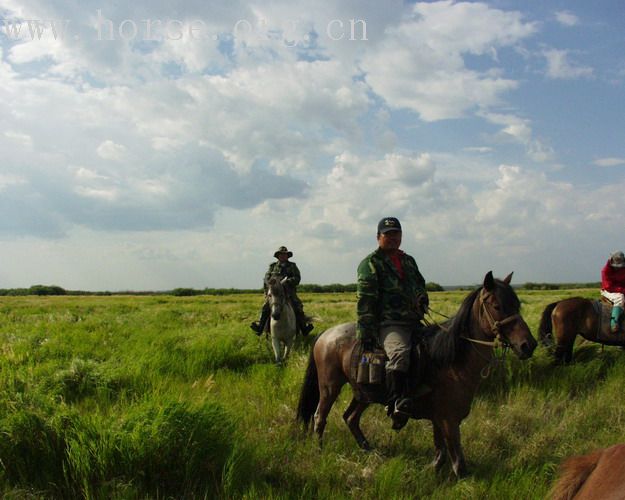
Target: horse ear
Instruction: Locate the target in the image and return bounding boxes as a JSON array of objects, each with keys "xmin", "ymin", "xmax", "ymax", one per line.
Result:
[
  {"xmin": 483, "ymin": 271, "xmax": 495, "ymax": 291},
  {"xmin": 503, "ymin": 272, "xmax": 513, "ymax": 285}
]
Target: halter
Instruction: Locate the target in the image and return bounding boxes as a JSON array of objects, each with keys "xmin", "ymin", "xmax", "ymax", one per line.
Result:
[
  {"xmin": 465, "ymin": 288, "xmax": 521, "ymax": 348},
  {"xmin": 267, "ymin": 279, "xmax": 287, "ymax": 316}
]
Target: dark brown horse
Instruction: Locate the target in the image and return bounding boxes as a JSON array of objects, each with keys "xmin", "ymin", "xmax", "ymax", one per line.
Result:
[
  {"xmin": 550, "ymin": 443, "xmax": 625, "ymax": 500},
  {"xmin": 296, "ymin": 271, "xmax": 537, "ymax": 477},
  {"xmin": 539, "ymin": 297, "xmax": 625, "ymax": 363}
]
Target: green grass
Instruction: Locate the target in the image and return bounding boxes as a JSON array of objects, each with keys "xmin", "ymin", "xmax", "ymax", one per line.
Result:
[{"xmin": 0, "ymin": 289, "xmax": 623, "ymax": 498}]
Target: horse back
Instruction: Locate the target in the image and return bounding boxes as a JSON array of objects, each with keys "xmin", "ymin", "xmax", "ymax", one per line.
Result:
[{"xmin": 552, "ymin": 298, "xmax": 598, "ymax": 339}]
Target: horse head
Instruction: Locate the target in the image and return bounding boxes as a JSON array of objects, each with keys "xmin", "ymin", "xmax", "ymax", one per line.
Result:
[
  {"xmin": 476, "ymin": 271, "xmax": 537, "ymax": 359},
  {"xmin": 266, "ymin": 277, "xmax": 286, "ymax": 320}
]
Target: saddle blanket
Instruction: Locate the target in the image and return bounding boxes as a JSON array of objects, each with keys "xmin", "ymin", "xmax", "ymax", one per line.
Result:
[{"xmin": 594, "ymin": 300, "xmax": 625, "ymax": 342}]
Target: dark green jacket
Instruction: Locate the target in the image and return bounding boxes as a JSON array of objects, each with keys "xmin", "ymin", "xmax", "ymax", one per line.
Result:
[
  {"xmin": 264, "ymin": 261, "xmax": 301, "ymax": 290},
  {"xmin": 356, "ymin": 248, "xmax": 427, "ymax": 341}
]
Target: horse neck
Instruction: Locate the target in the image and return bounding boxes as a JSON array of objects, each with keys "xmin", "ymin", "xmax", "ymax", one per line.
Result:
[{"xmin": 455, "ymin": 298, "xmax": 496, "ymax": 383}]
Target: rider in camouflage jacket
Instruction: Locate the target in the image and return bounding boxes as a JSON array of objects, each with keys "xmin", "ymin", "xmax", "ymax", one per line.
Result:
[
  {"xmin": 356, "ymin": 217, "xmax": 428, "ymax": 431},
  {"xmin": 251, "ymin": 246, "xmax": 314, "ymax": 336},
  {"xmin": 356, "ymin": 248, "xmax": 427, "ymax": 342}
]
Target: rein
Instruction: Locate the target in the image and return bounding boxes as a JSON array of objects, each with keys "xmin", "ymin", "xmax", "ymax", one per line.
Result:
[{"xmin": 423, "ymin": 286, "xmax": 522, "ymax": 378}]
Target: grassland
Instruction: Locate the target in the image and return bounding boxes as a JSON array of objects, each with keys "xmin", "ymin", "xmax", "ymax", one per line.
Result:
[{"xmin": 1, "ymin": 288, "xmax": 625, "ymax": 499}]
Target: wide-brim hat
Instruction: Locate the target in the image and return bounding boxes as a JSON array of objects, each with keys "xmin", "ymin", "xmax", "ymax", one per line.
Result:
[
  {"xmin": 274, "ymin": 246, "xmax": 293, "ymax": 258},
  {"xmin": 610, "ymin": 251, "xmax": 625, "ymax": 268}
]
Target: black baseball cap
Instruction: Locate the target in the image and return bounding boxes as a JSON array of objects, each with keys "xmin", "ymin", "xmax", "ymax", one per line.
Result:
[{"xmin": 377, "ymin": 217, "xmax": 402, "ymax": 234}]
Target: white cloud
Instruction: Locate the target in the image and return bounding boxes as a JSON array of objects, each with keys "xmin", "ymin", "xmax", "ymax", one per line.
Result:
[
  {"xmin": 4, "ymin": 130, "xmax": 33, "ymax": 147},
  {"xmin": 594, "ymin": 158, "xmax": 625, "ymax": 167},
  {"xmin": 543, "ymin": 49, "xmax": 593, "ymax": 79},
  {"xmin": 555, "ymin": 11, "xmax": 579, "ymax": 27},
  {"xmin": 96, "ymin": 140, "xmax": 127, "ymax": 161},
  {"xmin": 481, "ymin": 112, "xmax": 554, "ymax": 162},
  {"xmin": 361, "ymin": 1, "xmax": 536, "ymax": 121},
  {"xmin": 464, "ymin": 147, "xmax": 493, "ymax": 153}
]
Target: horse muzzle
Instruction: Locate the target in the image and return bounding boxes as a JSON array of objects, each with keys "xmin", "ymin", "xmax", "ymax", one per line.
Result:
[
  {"xmin": 516, "ymin": 339, "xmax": 537, "ymax": 359},
  {"xmin": 507, "ymin": 320, "xmax": 538, "ymax": 360}
]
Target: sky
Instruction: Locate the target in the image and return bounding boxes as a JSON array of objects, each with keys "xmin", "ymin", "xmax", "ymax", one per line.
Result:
[{"xmin": 0, "ymin": 0, "xmax": 624, "ymax": 290}]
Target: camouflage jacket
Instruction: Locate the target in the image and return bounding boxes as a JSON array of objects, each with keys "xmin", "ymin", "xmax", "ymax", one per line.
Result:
[
  {"xmin": 264, "ymin": 261, "xmax": 301, "ymax": 291},
  {"xmin": 356, "ymin": 248, "xmax": 427, "ymax": 341}
]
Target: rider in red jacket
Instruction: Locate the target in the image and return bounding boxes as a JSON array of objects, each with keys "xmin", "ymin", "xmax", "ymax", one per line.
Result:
[{"xmin": 601, "ymin": 251, "xmax": 625, "ymax": 332}]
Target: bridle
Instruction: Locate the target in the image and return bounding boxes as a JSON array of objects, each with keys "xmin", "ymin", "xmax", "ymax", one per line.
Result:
[
  {"xmin": 268, "ymin": 276, "xmax": 294, "ymax": 319},
  {"xmin": 463, "ymin": 288, "xmax": 522, "ymax": 349}
]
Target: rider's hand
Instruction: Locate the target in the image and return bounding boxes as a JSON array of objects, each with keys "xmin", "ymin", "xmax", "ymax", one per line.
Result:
[
  {"xmin": 361, "ymin": 338, "xmax": 375, "ymax": 352},
  {"xmin": 416, "ymin": 293, "xmax": 429, "ymax": 315}
]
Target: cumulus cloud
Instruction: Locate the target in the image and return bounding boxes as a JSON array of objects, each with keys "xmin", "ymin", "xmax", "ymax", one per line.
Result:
[
  {"xmin": 555, "ymin": 11, "xmax": 579, "ymax": 27},
  {"xmin": 361, "ymin": 1, "xmax": 536, "ymax": 121},
  {"xmin": 4, "ymin": 130, "xmax": 33, "ymax": 147},
  {"xmin": 481, "ymin": 112, "xmax": 554, "ymax": 162},
  {"xmin": 96, "ymin": 140, "xmax": 127, "ymax": 161},
  {"xmin": 543, "ymin": 48, "xmax": 593, "ymax": 79}
]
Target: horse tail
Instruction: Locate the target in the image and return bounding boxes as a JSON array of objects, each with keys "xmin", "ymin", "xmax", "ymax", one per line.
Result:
[
  {"xmin": 296, "ymin": 336, "xmax": 320, "ymax": 429},
  {"xmin": 539, "ymin": 301, "xmax": 559, "ymax": 346},
  {"xmin": 549, "ymin": 449, "xmax": 602, "ymax": 500}
]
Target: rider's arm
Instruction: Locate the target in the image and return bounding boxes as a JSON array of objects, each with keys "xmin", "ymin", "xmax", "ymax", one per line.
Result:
[
  {"xmin": 289, "ymin": 263, "xmax": 301, "ymax": 287},
  {"xmin": 356, "ymin": 257, "xmax": 378, "ymax": 341},
  {"xmin": 263, "ymin": 264, "xmax": 274, "ymax": 290}
]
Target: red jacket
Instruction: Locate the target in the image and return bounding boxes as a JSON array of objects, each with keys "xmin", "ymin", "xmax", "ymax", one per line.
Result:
[{"xmin": 601, "ymin": 260, "xmax": 625, "ymax": 293}]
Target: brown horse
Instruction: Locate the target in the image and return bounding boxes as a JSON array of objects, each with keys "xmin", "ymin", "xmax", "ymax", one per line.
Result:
[
  {"xmin": 296, "ymin": 271, "xmax": 537, "ymax": 477},
  {"xmin": 550, "ymin": 443, "xmax": 625, "ymax": 500},
  {"xmin": 539, "ymin": 297, "xmax": 625, "ymax": 363}
]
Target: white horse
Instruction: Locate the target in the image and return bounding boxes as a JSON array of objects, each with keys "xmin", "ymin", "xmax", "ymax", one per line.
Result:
[{"xmin": 266, "ymin": 276, "xmax": 297, "ymax": 364}]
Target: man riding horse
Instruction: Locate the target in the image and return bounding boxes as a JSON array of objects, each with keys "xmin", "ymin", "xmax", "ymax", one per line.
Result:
[
  {"xmin": 251, "ymin": 246, "xmax": 314, "ymax": 336},
  {"xmin": 601, "ymin": 251, "xmax": 625, "ymax": 333},
  {"xmin": 356, "ymin": 217, "xmax": 429, "ymax": 430}
]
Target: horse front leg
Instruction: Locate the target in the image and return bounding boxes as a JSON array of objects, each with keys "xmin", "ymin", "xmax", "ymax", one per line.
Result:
[
  {"xmin": 431, "ymin": 422, "xmax": 447, "ymax": 472},
  {"xmin": 271, "ymin": 336, "xmax": 282, "ymax": 364},
  {"xmin": 439, "ymin": 419, "xmax": 467, "ymax": 477},
  {"xmin": 283, "ymin": 336, "xmax": 294, "ymax": 361},
  {"xmin": 342, "ymin": 397, "xmax": 372, "ymax": 451}
]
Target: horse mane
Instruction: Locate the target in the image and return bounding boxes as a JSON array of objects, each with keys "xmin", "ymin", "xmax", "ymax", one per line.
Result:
[
  {"xmin": 427, "ymin": 279, "xmax": 520, "ymax": 367},
  {"xmin": 427, "ymin": 287, "xmax": 481, "ymax": 366},
  {"xmin": 549, "ymin": 449, "xmax": 602, "ymax": 500}
]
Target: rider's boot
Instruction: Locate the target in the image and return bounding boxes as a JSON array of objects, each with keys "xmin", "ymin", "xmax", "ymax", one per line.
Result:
[
  {"xmin": 294, "ymin": 305, "xmax": 314, "ymax": 336},
  {"xmin": 250, "ymin": 303, "xmax": 270, "ymax": 335},
  {"xmin": 611, "ymin": 306, "xmax": 623, "ymax": 334},
  {"xmin": 385, "ymin": 369, "xmax": 411, "ymax": 431}
]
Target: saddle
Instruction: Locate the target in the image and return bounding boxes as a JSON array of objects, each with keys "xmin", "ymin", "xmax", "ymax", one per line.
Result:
[
  {"xmin": 593, "ymin": 300, "xmax": 625, "ymax": 342},
  {"xmin": 350, "ymin": 334, "xmax": 430, "ymax": 404}
]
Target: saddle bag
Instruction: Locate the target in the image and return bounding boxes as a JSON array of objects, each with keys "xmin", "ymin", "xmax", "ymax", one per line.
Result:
[{"xmin": 357, "ymin": 350, "xmax": 386, "ymax": 385}]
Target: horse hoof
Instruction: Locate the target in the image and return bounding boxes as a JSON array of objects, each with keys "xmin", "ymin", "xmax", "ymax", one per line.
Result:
[{"xmin": 360, "ymin": 440, "xmax": 372, "ymax": 451}]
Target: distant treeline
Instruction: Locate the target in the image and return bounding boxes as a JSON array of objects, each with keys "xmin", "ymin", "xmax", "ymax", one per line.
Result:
[{"xmin": 0, "ymin": 282, "xmax": 601, "ymax": 296}]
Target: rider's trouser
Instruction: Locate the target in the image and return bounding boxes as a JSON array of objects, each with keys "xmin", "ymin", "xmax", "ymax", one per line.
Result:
[{"xmin": 379, "ymin": 324, "xmax": 412, "ymax": 373}]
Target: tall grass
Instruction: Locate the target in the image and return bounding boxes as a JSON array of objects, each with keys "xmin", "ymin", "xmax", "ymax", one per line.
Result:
[{"xmin": 1, "ymin": 289, "xmax": 623, "ymax": 498}]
